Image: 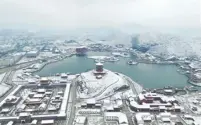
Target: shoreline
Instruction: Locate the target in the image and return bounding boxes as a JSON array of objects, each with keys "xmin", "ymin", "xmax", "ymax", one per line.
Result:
[
  {"xmin": 30, "ymin": 51, "xmax": 200, "ymax": 88},
  {"xmin": 189, "ymin": 80, "xmax": 201, "ymax": 87},
  {"xmin": 31, "ymin": 54, "xmax": 75, "ymax": 75}
]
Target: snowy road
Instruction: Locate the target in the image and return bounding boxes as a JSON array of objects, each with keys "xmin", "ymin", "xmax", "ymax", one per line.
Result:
[
  {"xmin": 121, "ymin": 74, "xmax": 143, "ymax": 95},
  {"xmin": 0, "ymin": 70, "xmax": 16, "ymax": 101},
  {"xmin": 66, "ymin": 79, "xmax": 77, "ymax": 125}
]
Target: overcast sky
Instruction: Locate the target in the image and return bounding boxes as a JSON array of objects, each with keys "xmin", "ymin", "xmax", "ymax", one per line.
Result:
[{"xmin": 0, "ymin": 0, "xmax": 200, "ymax": 30}]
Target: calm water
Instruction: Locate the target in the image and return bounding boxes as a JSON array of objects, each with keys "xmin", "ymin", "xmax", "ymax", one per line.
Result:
[{"xmin": 36, "ymin": 52, "xmax": 189, "ymax": 89}]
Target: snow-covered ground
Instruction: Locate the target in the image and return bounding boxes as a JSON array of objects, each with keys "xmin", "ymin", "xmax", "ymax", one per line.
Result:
[
  {"xmin": 47, "ymin": 74, "xmax": 76, "ymax": 83},
  {"xmin": 119, "ymin": 73, "xmax": 143, "ymax": 94},
  {"xmin": 111, "ymin": 52, "xmax": 130, "ymax": 58},
  {"xmin": 175, "ymin": 92, "xmax": 201, "ymax": 115},
  {"xmin": 87, "ymin": 116, "xmax": 104, "ymax": 125},
  {"xmin": 17, "ymin": 57, "xmax": 38, "ymax": 64},
  {"xmin": 193, "ymin": 117, "xmax": 201, "ymax": 125},
  {"xmin": 12, "ymin": 69, "xmax": 35, "ymax": 84},
  {"xmin": 88, "ymin": 56, "xmax": 108, "ymax": 60},
  {"xmin": 12, "ymin": 68, "xmax": 76, "ymax": 85},
  {"xmin": 38, "ymin": 52, "xmax": 60, "ymax": 58},
  {"xmin": 0, "ymin": 73, "xmax": 11, "ymax": 96},
  {"xmin": 77, "ymin": 69, "xmax": 127, "ymax": 99},
  {"xmin": 132, "ymin": 32, "xmax": 201, "ymax": 58},
  {"xmin": 0, "ymin": 83, "xmax": 10, "ymax": 97},
  {"xmin": 17, "ymin": 52, "xmax": 60, "ymax": 64},
  {"xmin": 0, "ymin": 73, "xmax": 6, "ymax": 82},
  {"xmin": 88, "ymin": 56, "xmax": 119, "ymax": 63},
  {"xmin": 189, "ymin": 61, "xmax": 201, "ymax": 70},
  {"xmin": 194, "ymin": 73, "xmax": 201, "ymax": 79}
]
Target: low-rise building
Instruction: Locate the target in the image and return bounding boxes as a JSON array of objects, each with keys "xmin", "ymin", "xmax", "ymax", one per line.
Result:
[
  {"xmin": 31, "ymin": 119, "xmax": 38, "ymax": 125},
  {"xmin": 131, "ymin": 92, "xmax": 180, "ymax": 112},
  {"xmin": 7, "ymin": 121, "xmax": 14, "ymax": 125},
  {"xmin": 135, "ymin": 113, "xmax": 153, "ymax": 124},
  {"xmin": 61, "ymin": 73, "xmax": 68, "ymax": 78},
  {"xmin": 86, "ymin": 99, "xmax": 96, "ymax": 108},
  {"xmin": 26, "ymin": 51, "xmax": 39, "ymax": 58},
  {"xmin": 104, "ymin": 112, "xmax": 128, "ymax": 125},
  {"xmin": 156, "ymin": 112, "xmax": 178, "ymax": 123},
  {"xmin": 74, "ymin": 116, "xmax": 87, "ymax": 125},
  {"xmin": 40, "ymin": 78, "xmax": 50, "ymax": 85},
  {"xmin": 4, "ymin": 96, "xmax": 21, "ymax": 106},
  {"xmin": 41, "ymin": 120, "xmax": 54, "ymax": 125}
]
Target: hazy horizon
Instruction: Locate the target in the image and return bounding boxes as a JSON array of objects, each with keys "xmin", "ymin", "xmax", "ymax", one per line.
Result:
[{"xmin": 0, "ymin": 0, "xmax": 200, "ymax": 32}]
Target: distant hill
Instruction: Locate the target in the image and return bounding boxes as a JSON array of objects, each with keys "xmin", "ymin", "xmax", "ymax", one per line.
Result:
[{"xmin": 131, "ymin": 32, "xmax": 201, "ymax": 58}]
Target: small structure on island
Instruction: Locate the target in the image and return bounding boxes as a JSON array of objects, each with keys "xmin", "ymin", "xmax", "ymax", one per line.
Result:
[
  {"xmin": 93, "ymin": 63, "xmax": 106, "ymax": 77},
  {"xmin": 61, "ymin": 73, "xmax": 68, "ymax": 78},
  {"xmin": 96, "ymin": 63, "xmax": 103, "ymax": 72}
]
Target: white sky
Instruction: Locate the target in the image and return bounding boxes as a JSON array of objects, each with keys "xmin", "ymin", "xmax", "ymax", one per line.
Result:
[{"xmin": 0, "ymin": 0, "xmax": 200, "ymax": 30}]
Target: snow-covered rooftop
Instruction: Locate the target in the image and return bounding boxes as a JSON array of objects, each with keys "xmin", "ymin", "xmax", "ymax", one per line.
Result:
[
  {"xmin": 104, "ymin": 112, "xmax": 128, "ymax": 125},
  {"xmin": 75, "ymin": 116, "xmax": 87, "ymax": 124},
  {"xmin": 96, "ymin": 62, "xmax": 103, "ymax": 66},
  {"xmin": 135, "ymin": 113, "xmax": 152, "ymax": 124}
]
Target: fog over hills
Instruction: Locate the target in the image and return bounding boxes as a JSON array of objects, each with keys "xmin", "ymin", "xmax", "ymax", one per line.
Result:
[
  {"xmin": 0, "ymin": 0, "xmax": 199, "ymax": 30},
  {"xmin": 0, "ymin": 0, "xmax": 200, "ymax": 58}
]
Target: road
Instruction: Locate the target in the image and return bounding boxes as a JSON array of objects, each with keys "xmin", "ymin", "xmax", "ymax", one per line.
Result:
[
  {"xmin": 66, "ymin": 78, "xmax": 77, "ymax": 125},
  {"xmin": 174, "ymin": 95, "xmax": 196, "ymax": 115},
  {"xmin": 0, "ymin": 54, "xmax": 65, "ymax": 100},
  {"xmin": 177, "ymin": 115, "xmax": 188, "ymax": 125},
  {"xmin": 1, "ymin": 71, "xmax": 11, "ymax": 83},
  {"xmin": 122, "ymin": 99, "xmax": 135, "ymax": 125},
  {"xmin": 0, "ymin": 70, "xmax": 17, "ymax": 101},
  {"xmin": 0, "ymin": 57, "xmax": 43, "ymax": 101},
  {"xmin": 0, "ymin": 55, "xmax": 62, "ymax": 74},
  {"xmin": 0, "ymin": 53, "xmax": 76, "ymax": 102},
  {"xmin": 123, "ymin": 76, "xmax": 138, "ymax": 95}
]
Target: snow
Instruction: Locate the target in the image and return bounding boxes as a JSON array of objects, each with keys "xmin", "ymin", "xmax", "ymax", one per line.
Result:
[
  {"xmin": 38, "ymin": 52, "xmax": 59, "ymax": 58},
  {"xmin": 189, "ymin": 61, "xmax": 201, "ymax": 69},
  {"xmin": 119, "ymin": 73, "xmax": 143, "ymax": 94},
  {"xmin": 112, "ymin": 52, "xmax": 130, "ymax": 58},
  {"xmin": 104, "ymin": 112, "xmax": 128, "ymax": 125},
  {"xmin": 77, "ymin": 69, "xmax": 128, "ymax": 99},
  {"xmin": 17, "ymin": 51, "xmax": 59, "ymax": 64},
  {"xmin": 45, "ymin": 75, "xmax": 75, "ymax": 83},
  {"xmin": 13, "ymin": 69, "xmax": 31, "ymax": 83},
  {"xmin": 88, "ymin": 56, "xmax": 108, "ymax": 60},
  {"xmin": 193, "ymin": 117, "xmax": 201, "ymax": 125},
  {"xmin": 0, "ymin": 83, "xmax": 10, "ymax": 97},
  {"xmin": 7, "ymin": 121, "xmax": 14, "ymax": 125},
  {"xmin": 96, "ymin": 62, "xmax": 103, "ymax": 66},
  {"xmin": 41, "ymin": 120, "xmax": 54, "ymax": 124},
  {"xmin": 175, "ymin": 92, "xmax": 201, "ymax": 115},
  {"xmin": 195, "ymin": 73, "xmax": 201, "ymax": 79},
  {"xmin": 75, "ymin": 116, "xmax": 86, "ymax": 124},
  {"xmin": 132, "ymin": 32, "xmax": 201, "ymax": 58},
  {"xmin": 0, "ymin": 73, "xmax": 6, "ymax": 82},
  {"xmin": 87, "ymin": 116, "xmax": 104, "ymax": 125},
  {"xmin": 135, "ymin": 113, "xmax": 152, "ymax": 124}
]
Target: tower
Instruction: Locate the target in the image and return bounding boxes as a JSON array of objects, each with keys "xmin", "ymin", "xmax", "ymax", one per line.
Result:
[{"xmin": 96, "ymin": 63, "xmax": 103, "ymax": 72}]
